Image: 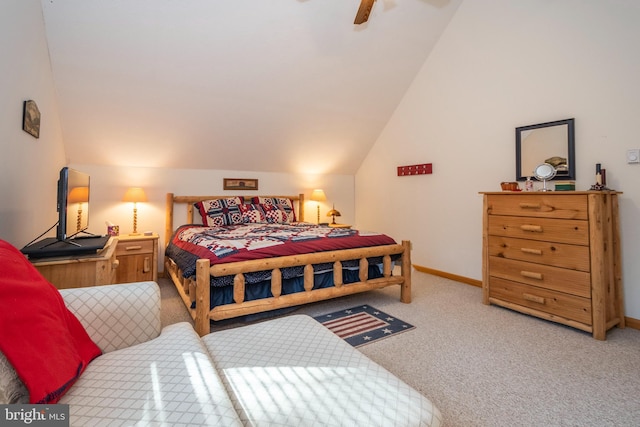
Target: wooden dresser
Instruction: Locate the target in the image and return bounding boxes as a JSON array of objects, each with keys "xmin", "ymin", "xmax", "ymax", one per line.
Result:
[{"xmin": 481, "ymin": 191, "xmax": 624, "ymax": 340}]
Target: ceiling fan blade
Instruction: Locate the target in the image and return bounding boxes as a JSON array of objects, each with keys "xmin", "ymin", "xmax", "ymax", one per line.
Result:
[{"xmin": 354, "ymin": 0, "xmax": 376, "ymax": 25}]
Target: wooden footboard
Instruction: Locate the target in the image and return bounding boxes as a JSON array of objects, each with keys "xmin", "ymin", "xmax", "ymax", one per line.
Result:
[
  {"xmin": 166, "ymin": 240, "xmax": 413, "ymax": 337},
  {"xmin": 186, "ymin": 240, "xmax": 412, "ymax": 335},
  {"xmin": 165, "ymin": 192, "xmax": 412, "ymax": 336}
]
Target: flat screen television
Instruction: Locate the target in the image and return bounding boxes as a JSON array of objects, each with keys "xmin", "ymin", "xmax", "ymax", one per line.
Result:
[{"xmin": 57, "ymin": 167, "xmax": 90, "ymax": 241}]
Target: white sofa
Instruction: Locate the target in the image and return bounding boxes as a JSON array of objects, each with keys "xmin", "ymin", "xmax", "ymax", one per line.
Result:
[{"xmin": 2, "ymin": 281, "xmax": 442, "ymax": 426}]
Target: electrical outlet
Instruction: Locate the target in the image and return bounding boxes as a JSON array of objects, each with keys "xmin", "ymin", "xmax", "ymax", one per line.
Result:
[{"xmin": 627, "ymin": 149, "xmax": 640, "ymax": 164}]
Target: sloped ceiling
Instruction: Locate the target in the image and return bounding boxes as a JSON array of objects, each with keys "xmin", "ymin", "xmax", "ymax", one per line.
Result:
[{"xmin": 42, "ymin": 0, "xmax": 461, "ymax": 174}]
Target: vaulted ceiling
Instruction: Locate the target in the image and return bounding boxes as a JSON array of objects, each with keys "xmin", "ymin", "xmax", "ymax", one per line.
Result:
[{"xmin": 42, "ymin": 0, "xmax": 462, "ymax": 174}]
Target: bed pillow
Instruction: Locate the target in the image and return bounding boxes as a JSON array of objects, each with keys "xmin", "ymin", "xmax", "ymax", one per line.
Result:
[
  {"xmin": 195, "ymin": 197, "xmax": 244, "ymax": 226},
  {"xmin": 0, "ymin": 240, "xmax": 102, "ymax": 404},
  {"xmin": 262, "ymin": 204, "xmax": 291, "ymax": 223},
  {"xmin": 239, "ymin": 203, "xmax": 267, "ymax": 223},
  {"xmin": 251, "ymin": 197, "xmax": 297, "ymax": 222}
]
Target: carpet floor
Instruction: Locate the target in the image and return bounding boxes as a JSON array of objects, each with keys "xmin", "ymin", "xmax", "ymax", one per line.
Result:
[{"xmin": 158, "ymin": 272, "xmax": 640, "ymax": 427}]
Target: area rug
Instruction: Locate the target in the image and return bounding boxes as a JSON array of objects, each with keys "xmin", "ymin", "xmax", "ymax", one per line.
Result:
[{"xmin": 314, "ymin": 305, "xmax": 415, "ymax": 347}]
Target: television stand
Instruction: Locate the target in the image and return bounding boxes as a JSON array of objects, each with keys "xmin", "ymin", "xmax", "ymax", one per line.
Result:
[
  {"xmin": 22, "ymin": 235, "xmax": 110, "ymax": 258},
  {"xmin": 28, "ymin": 237, "xmax": 119, "ymax": 289},
  {"xmin": 39, "ymin": 237, "xmax": 82, "ymax": 248}
]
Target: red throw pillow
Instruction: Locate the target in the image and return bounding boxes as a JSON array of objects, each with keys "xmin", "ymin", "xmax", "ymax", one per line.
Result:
[{"xmin": 0, "ymin": 240, "xmax": 102, "ymax": 403}]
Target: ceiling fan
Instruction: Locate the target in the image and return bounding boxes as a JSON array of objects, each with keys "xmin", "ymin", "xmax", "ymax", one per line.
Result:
[{"xmin": 354, "ymin": 0, "xmax": 376, "ymax": 25}]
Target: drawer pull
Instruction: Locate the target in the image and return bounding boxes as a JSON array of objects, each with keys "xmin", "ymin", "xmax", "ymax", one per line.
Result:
[
  {"xmin": 519, "ymin": 203, "xmax": 541, "ymax": 209},
  {"xmin": 124, "ymin": 245, "xmax": 143, "ymax": 251},
  {"xmin": 520, "ymin": 224, "xmax": 543, "ymax": 232},
  {"xmin": 112, "ymin": 259, "xmax": 120, "ymax": 269},
  {"xmin": 143, "ymin": 256, "xmax": 150, "ymax": 273},
  {"xmin": 520, "ymin": 270, "xmax": 543, "ymax": 280},
  {"xmin": 523, "ymin": 293, "xmax": 545, "ymax": 304},
  {"xmin": 521, "ymin": 247, "xmax": 543, "ymax": 255}
]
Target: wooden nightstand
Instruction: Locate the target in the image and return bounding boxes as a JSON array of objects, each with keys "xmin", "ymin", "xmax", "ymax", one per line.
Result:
[
  {"xmin": 31, "ymin": 237, "xmax": 119, "ymax": 289},
  {"xmin": 115, "ymin": 233, "xmax": 159, "ymax": 283},
  {"xmin": 328, "ymin": 223, "xmax": 352, "ymax": 229}
]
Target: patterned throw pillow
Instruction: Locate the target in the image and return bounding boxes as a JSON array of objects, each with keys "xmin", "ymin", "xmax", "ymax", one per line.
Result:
[
  {"xmin": 239, "ymin": 204, "xmax": 267, "ymax": 223},
  {"xmin": 194, "ymin": 197, "xmax": 244, "ymax": 227},
  {"xmin": 262, "ymin": 204, "xmax": 290, "ymax": 223},
  {"xmin": 251, "ymin": 197, "xmax": 297, "ymax": 222}
]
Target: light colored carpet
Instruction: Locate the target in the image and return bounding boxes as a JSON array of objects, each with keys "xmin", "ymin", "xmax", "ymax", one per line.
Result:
[{"xmin": 158, "ymin": 272, "xmax": 640, "ymax": 427}]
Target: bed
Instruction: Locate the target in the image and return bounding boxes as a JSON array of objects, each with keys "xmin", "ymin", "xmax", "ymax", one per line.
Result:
[{"xmin": 164, "ymin": 193, "xmax": 412, "ymax": 336}]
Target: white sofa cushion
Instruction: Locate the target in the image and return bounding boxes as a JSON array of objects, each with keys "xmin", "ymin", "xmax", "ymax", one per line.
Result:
[
  {"xmin": 60, "ymin": 282, "xmax": 161, "ymax": 353},
  {"xmin": 203, "ymin": 315, "xmax": 442, "ymax": 427},
  {"xmin": 60, "ymin": 322, "xmax": 242, "ymax": 427}
]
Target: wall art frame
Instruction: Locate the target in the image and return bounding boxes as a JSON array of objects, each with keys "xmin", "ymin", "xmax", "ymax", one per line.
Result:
[
  {"xmin": 22, "ymin": 100, "xmax": 41, "ymax": 139},
  {"xmin": 223, "ymin": 178, "xmax": 259, "ymax": 191}
]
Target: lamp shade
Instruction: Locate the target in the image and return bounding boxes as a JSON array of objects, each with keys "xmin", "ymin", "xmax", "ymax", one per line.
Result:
[
  {"xmin": 326, "ymin": 209, "xmax": 341, "ymax": 218},
  {"xmin": 68, "ymin": 186, "xmax": 89, "ymax": 203},
  {"xmin": 123, "ymin": 187, "xmax": 147, "ymax": 203},
  {"xmin": 327, "ymin": 205, "xmax": 341, "ymax": 224},
  {"xmin": 310, "ymin": 189, "xmax": 326, "ymax": 202}
]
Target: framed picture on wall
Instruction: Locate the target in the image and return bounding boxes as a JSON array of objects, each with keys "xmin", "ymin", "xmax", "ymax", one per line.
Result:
[
  {"xmin": 223, "ymin": 178, "xmax": 259, "ymax": 191},
  {"xmin": 22, "ymin": 100, "xmax": 41, "ymax": 138}
]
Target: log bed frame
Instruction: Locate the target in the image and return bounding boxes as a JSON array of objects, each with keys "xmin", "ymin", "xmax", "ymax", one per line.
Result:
[{"xmin": 165, "ymin": 193, "xmax": 412, "ymax": 336}]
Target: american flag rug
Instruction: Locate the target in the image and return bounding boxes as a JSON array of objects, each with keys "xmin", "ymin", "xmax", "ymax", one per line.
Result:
[{"xmin": 314, "ymin": 305, "xmax": 415, "ymax": 347}]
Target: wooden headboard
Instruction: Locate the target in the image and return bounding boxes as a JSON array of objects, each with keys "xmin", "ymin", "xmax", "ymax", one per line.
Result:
[{"xmin": 165, "ymin": 193, "xmax": 306, "ymax": 247}]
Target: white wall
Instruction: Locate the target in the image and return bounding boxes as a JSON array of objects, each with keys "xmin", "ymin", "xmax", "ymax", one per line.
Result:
[
  {"xmin": 0, "ymin": 3, "xmax": 355, "ymax": 274},
  {"xmin": 0, "ymin": 0, "xmax": 67, "ymax": 247},
  {"xmin": 356, "ymin": 0, "xmax": 640, "ymax": 318},
  {"xmin": 0, "ymin": 4, "xmax": 354, "ymax": 276},
  {"xmin": 70, "ymin": 164, "xmax": 355, "ymax": 273}
]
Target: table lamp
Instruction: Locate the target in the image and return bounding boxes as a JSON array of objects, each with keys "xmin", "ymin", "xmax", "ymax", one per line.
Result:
[
  {"xmin": 123, "ymin": 187, "xmax": 147, "ymax": 235},
  {"xmin": 310, "ymin": 189, "xmax": 326, "ymax": 224},
  {"xmin": 326, "ymin": 205, "xmax": 341, "ymax": 225},
  {"xmin": 68, "ymin": 186, "xmax": 89, "ymax": 232}
]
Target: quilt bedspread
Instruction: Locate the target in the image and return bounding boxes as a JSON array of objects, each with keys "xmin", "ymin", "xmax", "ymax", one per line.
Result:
[{"xmin": 165, "ymin": 223, "xmax": 397, "ymax": 285}]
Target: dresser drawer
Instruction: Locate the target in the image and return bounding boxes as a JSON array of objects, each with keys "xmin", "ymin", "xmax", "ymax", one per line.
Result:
[
  {"xmin": 116, "ymin": 239, "xmax": 154, "ymax": 256},
  {"xmin": 487, "ymin": 215, "xmax": 589, "ymax": 245},
  {"xmin": 489, "ymin": 257, "xmax": 591, "ymax": 298},
  {"xmin": 486, "ymin": 194, "xmax": 588, "ymax": 220},
  {"xmin": 489, "ymin": 277, "xmax": 592, "ymax": 325},
  {"xmin": 487, "ymin": 236, "xmax": 590, "ymax": 272}
]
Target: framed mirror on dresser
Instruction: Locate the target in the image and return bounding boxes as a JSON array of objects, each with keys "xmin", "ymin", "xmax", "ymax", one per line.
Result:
[{"xmin": 516, "ymin": 118, "xmax": 575, "ymax": 181}]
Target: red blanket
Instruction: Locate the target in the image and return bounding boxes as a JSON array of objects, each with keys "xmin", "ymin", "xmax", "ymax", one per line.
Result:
[{"xmin": 0, "ymin": 240, "xmax": 102, "ymax": 403}]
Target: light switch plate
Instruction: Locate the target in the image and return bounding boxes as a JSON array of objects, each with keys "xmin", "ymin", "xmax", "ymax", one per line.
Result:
[{"xmin": 627, "ymin": 149, "xmax": 640, "ymax": 164}]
